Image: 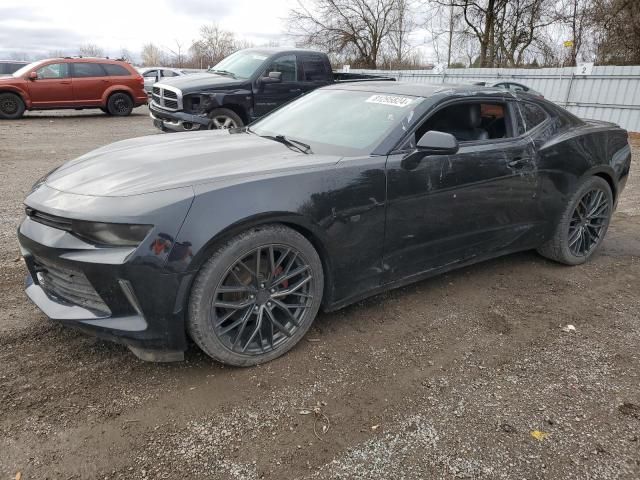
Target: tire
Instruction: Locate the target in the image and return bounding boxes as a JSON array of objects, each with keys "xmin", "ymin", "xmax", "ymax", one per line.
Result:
[
  {"xmin": 188, "ymin": 224, "xmax": 324, "ymax": 366},
  {"xmin": 100, "ymin": 107, "xmax": 111, "ymax": 115},
  {"xmin": 106, "ymin": 92, "xmax": 134, "ymax": 116},
  {"xmin": 207, "ymin": 108, "xmax": 243, "ymax": 130},
  {"xmin": 0, "ymin": 92, "xmax": 25, "ymax": 120},
  {"xmin": 537, "ymin": 176, "xmax": 613, "ymax": 265}
]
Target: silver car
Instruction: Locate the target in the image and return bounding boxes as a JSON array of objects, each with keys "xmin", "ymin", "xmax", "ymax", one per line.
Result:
[{"xmin": 137, "ymin": 67, "xmax": 188, "ymax": 94}]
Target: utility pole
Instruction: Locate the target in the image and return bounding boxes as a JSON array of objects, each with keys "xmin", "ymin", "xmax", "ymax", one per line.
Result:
[{"xmin": 447, "ymin": 2, "xmax": 454, "ymax": 68}]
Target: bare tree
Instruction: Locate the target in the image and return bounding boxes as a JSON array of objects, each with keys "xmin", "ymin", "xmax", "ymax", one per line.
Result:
[
  {"xmin": 190, "ymin": 24, "xmax": 237, "ymax": 68},
  {"xmin": 78, "ymin": 44, "xmax": 105, "ymax": 57},
  {"xmin": 119, "ymin": 48, "xmax": 135, "ymax": 63},
  {"xmin": 165, "ymin": 40, "xmax": 186, "ymax": 67},
  {"xmin": 386, "ymin": 0, "xmax": 415, "ymax": 66},
  {"xmin": 288, "ymin": 0, "xmax": 401, "ymax": 68},
  {"xmin": 592, "ymin": 0, "xmax": 640, "ymax": 65},
  {"xmin": 495, "ymin": 0, "xmax": 555, "ymax": 66},
  {"xmin": 47, "ymin": 50, "xmax": 67, "ymax": 59},
  {"xmin": 141, "ymin": 43, "xmax": 165, "ymax": 66}
]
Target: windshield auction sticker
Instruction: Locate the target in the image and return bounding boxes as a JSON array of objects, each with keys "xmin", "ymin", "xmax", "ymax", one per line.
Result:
[{"xmin": 365, "ymin": 94, "xmax": 413, "ymax": 107}]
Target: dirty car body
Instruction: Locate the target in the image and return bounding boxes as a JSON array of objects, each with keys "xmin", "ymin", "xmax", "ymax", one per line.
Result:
[{"xmin": 18, "ymin": 82, "xmax": 631, "ymax": 361}]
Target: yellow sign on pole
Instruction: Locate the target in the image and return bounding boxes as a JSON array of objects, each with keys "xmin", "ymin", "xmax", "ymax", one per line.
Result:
[{"xmin": 564, "ymin": 40, "xmax": 574, "ymax": 48}]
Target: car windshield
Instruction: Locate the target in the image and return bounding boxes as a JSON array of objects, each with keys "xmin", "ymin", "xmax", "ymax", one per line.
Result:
[
  {"xmin": 208, "ymin": 50, "xmax": 268, "ymax": 79},
  {"xmin": 250, "ymin": 89, "xmax": 423, "ymax": 156},
  {"xmin": 12, "ymin": 60, "xmax": 46, "ymax": 77}
]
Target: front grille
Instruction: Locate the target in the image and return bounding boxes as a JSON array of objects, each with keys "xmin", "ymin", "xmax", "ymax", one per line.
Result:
[
  {"xmin": 151, "ymin": 84, "xmax": 182, "ymax": 111},
  {"xmin": 34, "ymin": 256, "xmax": 111, "ymax": 316},
  {"xmin": 26, "ymin": 207, "xmax": 72, "ymax": 232}
]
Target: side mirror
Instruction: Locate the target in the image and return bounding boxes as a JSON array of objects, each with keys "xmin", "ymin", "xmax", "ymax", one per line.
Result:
[
  {"xmin": 261, "ymin": 71, "xmax": 282, "ymax": 84},
  {"xmin": 29, "ymin": 71, "xmax": 38, "ymax": 80},
  {"xmin": 416, "ymin": 130, "xmax": 459, "ymax": 155}
]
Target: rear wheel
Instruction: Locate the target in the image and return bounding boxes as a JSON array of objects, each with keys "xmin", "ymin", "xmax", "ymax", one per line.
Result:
[
  {"xmin": 207, "ymin": 108, "xmax": 243, "ymax": 130},
  {"xmin": 188, "ymin": 224, "xmax": 324, "ymax": 366},
  {"xmin": 537, "ymin": 176, "xmax": 613, "ymax": 265},
  {"xmin": 0, "ymin": 92, "xmax": 25, "ymax": 119},
  {"xmin": 107, "ymin": 92, "xmax": 134, "ymax": 116}
]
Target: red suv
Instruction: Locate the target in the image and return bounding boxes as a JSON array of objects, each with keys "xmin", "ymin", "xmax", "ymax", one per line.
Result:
[{"xmin": 0, "ymin": 57, "xmax": 147, "ymax": 119}]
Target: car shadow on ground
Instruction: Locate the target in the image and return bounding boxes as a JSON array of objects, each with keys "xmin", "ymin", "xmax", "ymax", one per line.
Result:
[{"xmin": 22, "ymin": 108, "xmax": 149, "ymax": 119}]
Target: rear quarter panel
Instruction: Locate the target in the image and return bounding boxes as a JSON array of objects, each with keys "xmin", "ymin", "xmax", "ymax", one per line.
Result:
[{"xmin": 535, "ymin": 118, "xmax": 630, "ymax": 226}]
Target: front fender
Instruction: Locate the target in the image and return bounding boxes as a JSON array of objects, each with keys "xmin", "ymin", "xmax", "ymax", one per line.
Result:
[
  {"xmin": 187, "ymin": 89, "xmax": 252, "ymax": 122},
  {"xmin": 0, "ymin": 84, "xmax": 31, "ymax": 108},
  {"xmin": 168, "ymin": 156, "xmax": 388, "ymax": 308}
]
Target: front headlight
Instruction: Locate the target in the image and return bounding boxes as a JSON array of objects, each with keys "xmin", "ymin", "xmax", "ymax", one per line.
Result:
[{"xmin": 72, "ymin": 221, "xmax": 152, "ymax": 247}]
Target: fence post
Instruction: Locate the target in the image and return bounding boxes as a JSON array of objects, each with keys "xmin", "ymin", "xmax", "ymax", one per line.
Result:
[{"xmin": 564, "ymin": 73, "xmax": 575, "ymax": 107}]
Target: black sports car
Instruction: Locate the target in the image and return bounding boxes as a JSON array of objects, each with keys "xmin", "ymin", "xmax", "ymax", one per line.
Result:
[{"xmin": 18, "ymin": 82, "xmax": 631, "ymax": 365}]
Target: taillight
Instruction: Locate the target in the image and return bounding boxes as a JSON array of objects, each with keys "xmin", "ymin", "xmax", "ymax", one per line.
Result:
[{"xmin": 137, "ymin": 75, "xmax": 144, "ymax": 88}]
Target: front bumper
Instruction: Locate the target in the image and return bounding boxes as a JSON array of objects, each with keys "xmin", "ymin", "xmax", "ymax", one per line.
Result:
[
  {"xmin": 18, "ymin": 216, "xmax": 193, "ymax": 361},
  {"xmin": 149, "ymin": 101, "xmax": 209, "ymax": 132}
]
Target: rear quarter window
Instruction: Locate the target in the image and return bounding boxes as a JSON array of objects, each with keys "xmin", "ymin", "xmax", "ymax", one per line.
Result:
[
  {"xmin": 517, "ymin": 102, "xmax": 549, "ymax": 134},
  {"xmin": 302, "ymin": 55, "xmax": 327, "ymax": 81},
  {"xmin": 102, "ymin": 64, "xmax": 130, "ymax": 76}
]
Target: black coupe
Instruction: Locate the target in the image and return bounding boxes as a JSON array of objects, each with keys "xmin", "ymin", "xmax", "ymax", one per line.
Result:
[{"xmin": 18, "ymin": 82, "xmax": 631, "ymax": 365}]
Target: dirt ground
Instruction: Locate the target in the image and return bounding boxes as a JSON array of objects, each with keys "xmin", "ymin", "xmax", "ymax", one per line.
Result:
[{"xmin": 1, "ymin": 107, "xmax": 639, "ymax": 480}]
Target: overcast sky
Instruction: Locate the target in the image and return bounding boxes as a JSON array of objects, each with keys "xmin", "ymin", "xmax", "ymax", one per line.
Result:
[{"xmin": 0, "ymin": 0, "xmax": 297, "ymax": 60}]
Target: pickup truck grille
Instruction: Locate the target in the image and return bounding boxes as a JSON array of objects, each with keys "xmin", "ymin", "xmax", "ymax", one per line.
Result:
[
  {"xmin": 151, "ymin": 84, "xmax": 182, "ymax": 112},
  {"xmin": 34, "ymin": 256, "xmax": 111, "ymax": 316}
]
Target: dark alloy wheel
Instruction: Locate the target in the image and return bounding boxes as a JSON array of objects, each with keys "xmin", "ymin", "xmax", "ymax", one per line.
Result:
[
  {"xmin": 188, "ymin": 225, "xmax": 323, "ymax": 366},
  {"xmin": 567, "ymin": 188, "xmax": 610, "ymax": 257},
  {"xmin": 212, "ymin": 245, "xmax": 314, "ymax": 354},
  {"xmin": 107, "ymin": 92, "xmax": 134, "ymax": 116},
  {"xmin": 537, "ymin": 176, "xmax": 613, "ymax": 265},
  {"xmin": 0, "ymin": 92, "xmax": 25, "ymax": 120}
]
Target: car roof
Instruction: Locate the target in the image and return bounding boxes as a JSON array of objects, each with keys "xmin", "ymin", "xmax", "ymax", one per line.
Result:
[
  {"xmin": 241, "ymin": 47, "xmax": 327, "ymax": 56},
  {"xmin": 324, "ymin": 81, "xmax": 509, "ymax": 98},
  {"xmin": 138, "ymin": 66, "xmax": 183, "ymax": 71}
]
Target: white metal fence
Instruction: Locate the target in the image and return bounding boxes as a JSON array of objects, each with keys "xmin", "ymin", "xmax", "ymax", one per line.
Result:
[{"xmin": 352, "ymin": 66, "xmax": 640, "ymax": 133}]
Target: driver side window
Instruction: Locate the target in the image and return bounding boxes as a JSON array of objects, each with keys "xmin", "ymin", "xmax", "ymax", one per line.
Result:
[
  {"xmin": 36, "ymin": 63, "xmax": 69, "ymax": 79},
  {"xmin": 264, "ymin": 55, "xmax": 297, "ymax": 82},
  {"xmin": 414, "ymin": 101, "xmax": 512, "ymax": 145}
]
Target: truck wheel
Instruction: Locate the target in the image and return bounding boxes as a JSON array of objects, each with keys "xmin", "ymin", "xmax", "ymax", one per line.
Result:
[
  {"xmin": 107, "ymin": 92, "xmax": 134, "ymax": 116},
  {"xmin": 187, "ymin": 224, "xmax": 324, "ymax": 366},
  {"xmin": 207, "ymin": 108, "xmax": 243, "ymax": 130},
  {"xmin": 0, "ymin": 92, "xmax": 25, "ymax": 120}
]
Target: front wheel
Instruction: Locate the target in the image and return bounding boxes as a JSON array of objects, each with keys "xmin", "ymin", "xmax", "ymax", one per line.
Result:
[
  {"xmin": 207, "ymin": 108, "xmax": 243, "ymax": 130},
  {"xmin": 0, "ymin": 92, "xmax": 25, "ymax": 120},
  {"xmin": 537, "ymin": 176, "xmax": 613, "ymax": 265},
  {"xmin": 188, "ymin": 224, "xmax": 324, "ymax": 366}
]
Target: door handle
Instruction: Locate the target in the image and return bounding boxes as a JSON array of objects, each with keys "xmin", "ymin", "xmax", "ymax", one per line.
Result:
[
  {"xmin": 289, "ymin": 88, "xmax": 302, "ymax": 93},
  {"xmin": 507, "ymin": 157, "xmax": 531, "ymax": 168},
  {"xmin": 60, "ymin": 81, "xmax": 71, "ymax": 84}
]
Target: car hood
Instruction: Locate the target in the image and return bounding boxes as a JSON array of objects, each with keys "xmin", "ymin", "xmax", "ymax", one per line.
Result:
[
  {"xmin": 157, "ymin": 72, "xmax": 246, "ymax": 94},
  {"xmin": 45, "ymin": 131, "xmax": 340, "ymax": 197},
  {"xmin": 0, "ymin": 76, "xmax": 20, "ymax": 84}
]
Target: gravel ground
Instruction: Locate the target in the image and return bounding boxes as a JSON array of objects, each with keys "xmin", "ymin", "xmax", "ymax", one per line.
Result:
[{"xmin": 0, "ymin": 108, "xmax": 639, "ymax": 479}]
